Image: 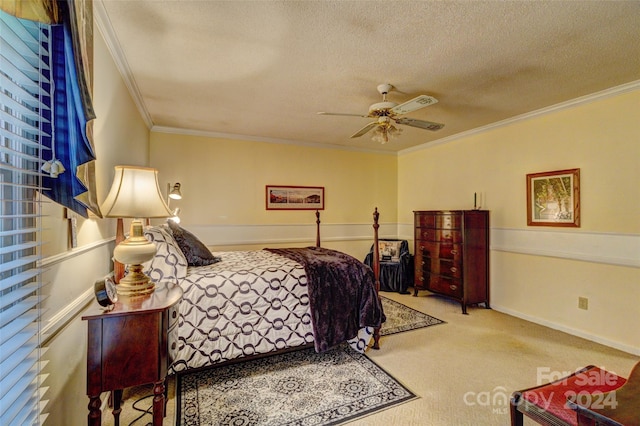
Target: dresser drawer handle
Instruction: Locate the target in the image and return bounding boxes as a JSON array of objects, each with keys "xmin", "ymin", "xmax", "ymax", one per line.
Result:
[
  {"xmin": 450, "ymin": 267, "xmax": 457, "ymax": 273},
  {"xmin": 171, "ymin": 342, "xmax": 177, "ymax": 350},
  {"xmin": 172, "ymin": 310, "xmax": 177, "ymax": 319},
  {"xmin": 420, "ymin": 277, "xmax": 424, "ymax": 282},
  {"xmin": 421, "ymin": 261, "xmax": 425, "ymax": 266},
  {"xmin": 451, "ymin": 250, "xmax": 458, "ymax": 255},
  {"xmin": 449, "ymin": 284, "xmax": 458, "ymax": 291}
]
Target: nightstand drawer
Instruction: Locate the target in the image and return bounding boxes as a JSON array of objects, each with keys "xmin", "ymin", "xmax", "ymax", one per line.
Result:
[
  {"xmin": 168, "ymin": 321, "xmax": 179, "ymax": 364},
  {"xmin": 168, "ymin": 304, "xmax": 180, "ymax": 364},
  {"xmin": 169, "ymin": 304, "xmax": 179, "ymax": 328}
]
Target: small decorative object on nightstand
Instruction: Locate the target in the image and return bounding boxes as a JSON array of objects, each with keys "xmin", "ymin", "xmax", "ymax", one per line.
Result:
[
  {"xmin": 82, "ymin": 281, "xmax": 182, "ymax": 426},
  {"xmin": 413, "ymin": 210, "xmax": 490, "ymax": 314}
]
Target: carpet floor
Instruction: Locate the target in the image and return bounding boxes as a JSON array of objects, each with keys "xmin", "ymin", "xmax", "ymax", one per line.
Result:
[{"xmin": 101, "ymin": 291, "xmax": 638, "ymax": 425}]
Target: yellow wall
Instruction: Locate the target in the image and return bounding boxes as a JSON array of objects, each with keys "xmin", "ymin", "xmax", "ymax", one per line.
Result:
[
  {"xmin": 398, "ymin": 89, "xmax": 640, "ymax": 353},
  {"xmin": 150, "ymin": 132, "xmax": 397, "ymax": 257}
]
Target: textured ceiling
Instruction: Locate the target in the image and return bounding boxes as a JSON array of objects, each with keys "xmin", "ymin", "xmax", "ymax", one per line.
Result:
[{"xmin": 96, "ymin": 0, "xmax": 640, "ymax": 153}]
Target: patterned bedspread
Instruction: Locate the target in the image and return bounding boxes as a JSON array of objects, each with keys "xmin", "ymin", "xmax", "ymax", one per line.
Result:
[{"xmin": 170, "ymin": 250, "xmax": 376, "ymax": 373}]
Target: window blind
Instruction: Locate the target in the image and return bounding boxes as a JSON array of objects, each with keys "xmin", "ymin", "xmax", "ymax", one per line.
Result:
[{"xmin": 0, "ymin": 10, "xmax": 50, "ymax": 425}]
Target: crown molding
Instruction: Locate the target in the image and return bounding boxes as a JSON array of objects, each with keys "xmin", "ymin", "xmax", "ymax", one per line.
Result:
[
  {"xmin": 93, "ymin": 0, "xmax": 153, "ymax": 129},
  {"xmin": 151, "ymin": 126, "xmax": 395, "ymax": 155}
]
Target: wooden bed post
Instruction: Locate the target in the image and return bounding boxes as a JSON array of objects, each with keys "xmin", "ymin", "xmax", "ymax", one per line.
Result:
[
  {"xmin": 315, "ymin": 210, "xmax": 321, "ymax": 247},
  {"xmin": 372, "ymin": 207, "xmax": 381, "ymax": 350}
]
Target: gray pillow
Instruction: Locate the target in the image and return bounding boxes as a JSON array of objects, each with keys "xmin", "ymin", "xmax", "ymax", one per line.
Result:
[{"xmin": 167, "ymin": 221, "xmax": 220, "ymax": 267}]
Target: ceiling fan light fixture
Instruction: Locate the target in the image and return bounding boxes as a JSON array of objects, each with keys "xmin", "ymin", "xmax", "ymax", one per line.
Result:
[
  {"xmin": 372, "ymin": 131, "xmax": 387, "ymax": 144},
  {"xmin": 319, "ymin": 83, "xmax": 444, "ymax": 143},
  {"xmin": 371, "ymin": 124, "xmax": 401, "ymax": 144}
]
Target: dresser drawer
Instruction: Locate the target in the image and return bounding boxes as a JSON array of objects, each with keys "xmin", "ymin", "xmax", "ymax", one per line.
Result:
[
  {"xmin": 414, "ymin": 268, "xmax": 428, "ymax": 290},
  {"xmin": 415, "ymin": 213, "xmax": 436, "ymax": 228},
  {"xmin": 429, "ymin": 275, "xmax": 463, "ymax": 298},
  {"xmin": 421, "ymin": 257, "xmax": 461, "ymax": 278},
  {"xmin": 436, "ymin": 213, "xmax": 462, "ymax": 229},
  {"xmin": 415, "ymin": 212, "xmax": 462, "ymax": 229},
  {"xmin": 418, "ymin": 242, "xmax": 462, "ymax": 261},
  {"xmin": 416, "ymin": 228, "xmax": 462, "ymax": 243}
]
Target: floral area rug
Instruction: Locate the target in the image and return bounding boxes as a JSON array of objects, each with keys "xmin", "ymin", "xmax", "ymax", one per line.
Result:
[
  {"xmin": 379, "ymin": 296, "xmax": 445, "ymax": 336},
  {"xmin": 177, "ymin": 299, "xmax": 443, "ymax": 425}
]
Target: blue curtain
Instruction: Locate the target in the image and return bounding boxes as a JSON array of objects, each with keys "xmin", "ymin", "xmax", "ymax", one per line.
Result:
[{"xmin": 40, "ymin": 2, "xmax": 97, "ymax": 218}]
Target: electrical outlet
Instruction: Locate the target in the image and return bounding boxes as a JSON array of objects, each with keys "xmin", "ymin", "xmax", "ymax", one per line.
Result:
[{"xmin": 578, "ymin": 297, "xmax": 589, "ymax": 310}]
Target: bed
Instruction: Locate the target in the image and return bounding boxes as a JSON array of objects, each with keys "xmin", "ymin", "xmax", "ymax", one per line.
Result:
[{"xmin": 142, "ymin": 209, "xmax": 384, "ymax": 373}]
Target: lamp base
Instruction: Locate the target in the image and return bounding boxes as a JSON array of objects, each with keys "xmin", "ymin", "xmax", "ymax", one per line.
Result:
[{"xmin": 116, "ymin": 264, "xmax": 155, "ymax": 297}]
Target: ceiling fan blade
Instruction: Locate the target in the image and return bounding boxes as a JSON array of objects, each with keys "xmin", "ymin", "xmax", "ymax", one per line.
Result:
[
  {"xmin": 317, "ymin": 112, "xmax": 368, "ymax": 118},
  {"xmin": 391, "ymin": 95, "xmax": 438, "ymax": 116},
  {"xmin": 395, "ymin": 117, "xmax": 445, "ymax": 131},
  {"xmin": 350, "ymin": 122, "xmax": 378, "ymax": 138}
]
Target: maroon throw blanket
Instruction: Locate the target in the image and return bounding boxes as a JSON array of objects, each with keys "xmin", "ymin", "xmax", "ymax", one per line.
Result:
[{"xmin": 266, "ymin": 247, "xmax": 385, "ymax": 352}]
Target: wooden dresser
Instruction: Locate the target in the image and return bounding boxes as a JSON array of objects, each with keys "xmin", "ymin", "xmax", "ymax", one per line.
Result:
[{"xmin": 413, "ymin": 210, "xmax": 490, "ymax": 314}]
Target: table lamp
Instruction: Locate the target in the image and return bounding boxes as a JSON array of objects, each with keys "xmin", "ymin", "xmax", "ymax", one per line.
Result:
[{"xmin": 101, "ymin": 166, "xmax": 172, "ymax": 297}]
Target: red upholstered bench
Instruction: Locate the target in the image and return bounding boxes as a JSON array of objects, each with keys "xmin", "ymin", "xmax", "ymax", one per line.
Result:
[{"xmin": 510, "ymin": 364, "xmax": 636, "ymax": 426}]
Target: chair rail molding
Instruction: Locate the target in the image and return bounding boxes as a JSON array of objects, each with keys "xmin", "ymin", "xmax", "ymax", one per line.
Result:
[
  {"xmin": 399, "ymin": 223, "xmax": 638, "ymax": 268},
  {"xmin": 491, "ymin": 228, "xmax": 639, "ymax": 268}
]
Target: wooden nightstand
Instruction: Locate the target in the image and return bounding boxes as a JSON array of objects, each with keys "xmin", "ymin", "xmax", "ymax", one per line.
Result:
[{"xmin": 82, "ymin": 281, "xmax": 182, "ymax": 426}]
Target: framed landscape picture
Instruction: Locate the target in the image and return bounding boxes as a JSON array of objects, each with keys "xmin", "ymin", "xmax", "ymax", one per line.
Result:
[
  {"xmin": 266, "ymin": 185, "xmax": 324, "ymax": 210},
  {"xmin": 526, "ymin": 168, "xmax": 580, "ymax": 227}
]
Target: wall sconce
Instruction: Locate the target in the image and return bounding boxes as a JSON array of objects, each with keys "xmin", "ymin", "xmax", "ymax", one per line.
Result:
[
  {"xmin": 167, "ymin": 182, "xmax": 182, "ymax": 222},
  {"xmin": 168, "ymin": 183, "xmax": 182, "ymax": 202}
]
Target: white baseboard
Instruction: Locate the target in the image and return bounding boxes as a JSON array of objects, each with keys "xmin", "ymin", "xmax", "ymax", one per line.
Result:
[{"xmin": 491, "ymin": 304, "xmax": 640, "ymax": 356}]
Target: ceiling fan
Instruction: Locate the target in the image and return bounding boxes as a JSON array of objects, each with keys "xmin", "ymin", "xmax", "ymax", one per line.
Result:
[{"xmin": 318, "ymin": 83, "xmax": 444, "ymax": 143}]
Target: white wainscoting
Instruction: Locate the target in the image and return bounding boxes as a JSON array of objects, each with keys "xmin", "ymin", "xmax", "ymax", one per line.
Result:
[{"xmin": 40, "ymin": 237, "xmax": 114, "ymax": 344}]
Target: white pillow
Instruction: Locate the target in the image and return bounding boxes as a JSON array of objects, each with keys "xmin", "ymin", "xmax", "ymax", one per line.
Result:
[{"xmin": 142, "ymin": 224, "xmax": 188, "ymax": 284}]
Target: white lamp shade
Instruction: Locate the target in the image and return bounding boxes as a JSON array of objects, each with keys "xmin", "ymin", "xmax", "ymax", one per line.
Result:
[{"xmin": 101, "ymin": 166, "xmax": 173, "ymax": 218}]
